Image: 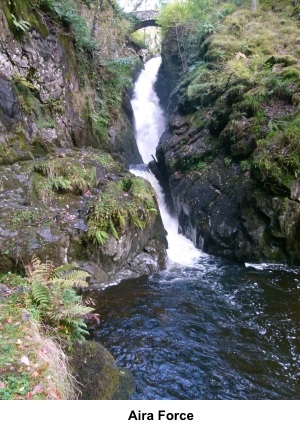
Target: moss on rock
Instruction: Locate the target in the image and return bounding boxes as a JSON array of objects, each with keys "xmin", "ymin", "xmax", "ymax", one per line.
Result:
[{"xmin": 70, "ymin": 341, "xmax": 120, "ymax": 400}]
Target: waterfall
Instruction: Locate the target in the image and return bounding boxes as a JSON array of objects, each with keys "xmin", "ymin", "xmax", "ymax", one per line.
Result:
[
  {"xmin": 131, "ymin": 57, "xmax": 165, "ymax": 164},
  {"xmin": 130, "ymin": 57, "xmax": 202, "ymax": 266}
]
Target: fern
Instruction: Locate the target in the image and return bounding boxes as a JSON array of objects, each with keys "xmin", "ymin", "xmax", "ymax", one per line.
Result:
[
  {"xmin": 94, "ymin": 230, "xmax": 108, "ymax": 245},
  {"xmin": 132, "ymin": 217, "xmax": 146, "ymax": 229},
  {"xmin": 11, "ymin": 14, "xmax": 31, "ymax": 32},
  {"xmin": 31, "ymin": 280, "xmax": 50, "ymax": 308},
  {"xmin": 52, "ymin": 262, "xmax": 78, "ymax": 277},
  {"xmin": 116, "ymin": 210, "xmax": 126, "ymax": 228},
  {"xmin": 52, "ymin": 275, "xmax": 88, "ymax": 290},
  {"xmin": 25, "ymin": 256, "xmax": 94, "ymax": 344},
  {"xmin": 109, "ymin": 219, "xmax": 119, "ymax": 240},
  {"xmin": 26, "ymin": 255, "xmax": 54, "ymax": 281}
]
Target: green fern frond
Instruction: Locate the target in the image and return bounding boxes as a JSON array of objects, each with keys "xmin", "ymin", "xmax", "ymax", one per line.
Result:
[
  {"xmin": 53, "ymin": 277, "xmax": 88, "ymax": 289},
  {"xmin": 117, "ymin": 210, "xmax": 126, "ymax": 227},
  {"xmin": 132, "ymin": 217, "xmax": 146, "ymax": 229},
  {"xmin": 64, "ymin": 270, "xmax": 89, "ymax": 282},
  {"xmin": 11, "ymin": 14, "xmax": 31, "ymax": 32},
  {"xmin": 51, "ymin": 304, "xmax": 94, "ymax": 321},
  {"xmin": 109, "ymin": 219, "xmax": 119, "ymax": 239},
  {"xmin": 51, "ymin": 263, "xmax": 78, "ymax": 278},
  {"xmin": 31, "ymin": 280, "xmax": 50, "ymax": 308},
  {"xmin": 26, "ymin": 257, "xmax": 94, "ymax": 344},
  {"xmin": 94, "ymin": 230, "xmax": 108, "ymax": 245}
]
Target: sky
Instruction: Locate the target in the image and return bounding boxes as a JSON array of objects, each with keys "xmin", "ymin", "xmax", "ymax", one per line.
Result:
[{"xmin": 117, "ymin": 0, "xmax": 161, "ymax": 12}]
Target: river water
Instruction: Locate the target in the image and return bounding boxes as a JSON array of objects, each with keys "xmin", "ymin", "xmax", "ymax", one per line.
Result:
[{"xmin": 90, "ymin": 57, "xmax": 300, "ymax": 400}]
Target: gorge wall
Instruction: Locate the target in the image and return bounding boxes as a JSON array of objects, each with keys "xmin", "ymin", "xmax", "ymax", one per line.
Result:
[
  {"xmin": 0, "ymin": 0, "xmax": 167, "ymax": 283},
  {"xmin": 155, "ymin": 0, "xmax": 300, "ymax": 264}
]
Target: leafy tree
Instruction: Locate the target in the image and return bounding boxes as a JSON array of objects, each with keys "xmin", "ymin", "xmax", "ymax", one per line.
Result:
[{"xmin": 158, "ymin": 0, "xmax": 227, "ymax": 73}]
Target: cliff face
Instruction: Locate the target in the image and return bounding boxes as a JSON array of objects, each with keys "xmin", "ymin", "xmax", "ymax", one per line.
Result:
[
  {"xmin": 155, "ymin": 1, "xmax": 300, "ymax": 263},
  {"xmin": 0, "ymin": 0, "xmax": 167, "ymax": 282}
]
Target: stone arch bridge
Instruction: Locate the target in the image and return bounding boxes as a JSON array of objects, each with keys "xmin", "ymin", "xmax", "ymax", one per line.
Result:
[{"xmin": 130, "ymin": 10, "xmax": 160, "ymax": 32}]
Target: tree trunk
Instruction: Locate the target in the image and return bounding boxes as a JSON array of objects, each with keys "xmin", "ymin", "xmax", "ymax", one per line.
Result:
[{"xmin": 251, "ymin": 0, "xmax": 259, "ymax": 11}]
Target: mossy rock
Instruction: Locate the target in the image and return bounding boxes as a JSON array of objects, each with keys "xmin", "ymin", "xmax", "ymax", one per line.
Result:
[
  {"xmin": 230, "ymin": 138, "xmax": 256, "ymax": 158},
  {"xmin": 225, "ymin": 84, "xmax": 250, "ymax": 106},
  {"xmin": 199, "ymin": 35, "xmax": 213, "ymax": 58},
  {"xmin": 204, "ymin": 47, "xmax": 226, "ymax": 63},
  {"xmin": 282, "ymin": 67, "xmax": 300, "ymax": 80},
  {"xmin": 208, "ymin": 101, "xmax": 231, "ymax": 135},
  {"xmin": 2, "ymin": 0, "xmax": 48, "ymax": 37},
  {"xmin": 112, "ymin": 368, "xmax": 135, "ymax": 400},
  {"xmin": 70, "ymin": 341, "xmax": 119, "ymax": 400},
  {"xmin": 265, "ymin": 55, "xmax": 298, "ymax": 67}
]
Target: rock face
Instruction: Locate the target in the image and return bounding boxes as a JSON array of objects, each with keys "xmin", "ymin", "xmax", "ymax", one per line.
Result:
[
  {"xmin": 0, "ymin": 3, "xmax": 167, "ymax": 281},
  {"xmin": 71, "ymin": 341, "xmax": 134, "ymax": 400},
  {"xmin": 0, "ymin": 7, "xmax": 142, "ymax": 166},
  {"xmin": 155, "ymin": 6, "xmax": 300, "ymax": 264},
  {"xmin": 156, "ymin": 111, "xmax": 300, "ymax": 264},
  {"xmin": 0, "ymin": 147, "xmax": 167, "ymax": 283}
]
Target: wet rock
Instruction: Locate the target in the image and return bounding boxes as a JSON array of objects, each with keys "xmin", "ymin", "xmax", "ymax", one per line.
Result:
[
  {"xmin": 112, "ymin": 368, "xmax": 135, "ymax": 400},
  {"xmin": 156, "ymin": 111, "xmax": 300, "ymax": 263},
  {"xmin": 0, "ymin": 77, "xmax": 20, "ymax": 128},
  {"xmin": 70, "ymin": 341, "xmax": 120, "ymax": 400},
  {"xmin": 291, "ymin": 180, "xmax": 300, "ymax": 202},
  {"xmin": 0, "ymin": 149, "xmax": 167, "ymax": 281}
]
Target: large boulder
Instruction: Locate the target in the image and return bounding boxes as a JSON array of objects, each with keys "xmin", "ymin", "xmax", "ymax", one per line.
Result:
[{"xmin": 70, "ymin": 341, "xmax": 128, "ymax": 400}]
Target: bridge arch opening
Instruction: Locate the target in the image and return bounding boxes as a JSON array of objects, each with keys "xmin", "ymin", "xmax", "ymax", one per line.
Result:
[
  {"xmin": 129, "ymin": 9, "xmax": 161, "ymax": 56},
  {"xmin": 130, "ymin": 26, "xmax": 161, "ymax": 58}
]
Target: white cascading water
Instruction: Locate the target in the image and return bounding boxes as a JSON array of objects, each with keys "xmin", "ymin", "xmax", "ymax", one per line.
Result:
[
  {"xmin": 130, "ymin": 57, "xmax": 202, "ymax": 266},
  {"xmin": 131, "ymin": 57, "xmax": 166, "ymax": 164}
]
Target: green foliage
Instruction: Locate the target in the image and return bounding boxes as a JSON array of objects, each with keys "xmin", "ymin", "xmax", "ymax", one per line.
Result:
[
  {"xmin": 2, "ymin": 0, "xmax": 48, "ymax": 37},
  {"xmin": 99, "ymin": 57, "xmax": 136, "ymax": 103},
  {"xmin": 130, "ymin": 28, "xmax": 161, "ymax": 54},
  {"xmin": 181, "ymin": 154, "xmax": 214, "ymax": 172},
  {"xmin": 158, "ymin": 0, "xmax": 192, "ymax": 30},
  {"xmin": 10, "ymin": 13, "xmax": 31, "ymax": 32},
  {"xmin": 87, "ymin": 178, "xmax": 157, "ymax": 245},
  {"xmin": 0, "ymin": 267, "xmax": 85, "ymax": 399},
  {"xmin": 224, "ymin": 156, "xmax": 232, "ymax": 167},
  {"xmin": 36, "ymin": 0, "xmax": 96, "ymax": 51},
  {"xmin": 32, "ymin": 157, "xmax": 97, "ymax": 200},
  {"xmin": 240, "ymin": 159, "xmax": 251, "ymax": 171},
  {"xmin": 253, "ymin": 115, "xmax": 300, "ymax": 191},
  {"xmin": 94, "ymin": 153, "xmax": 122, "ymax": 172},
  {"xmin": 9, "ymin": 207, "xmax": 51, "ymax": 229},
  {"xmin": 26, "ymin": 256, "xmax": 93, "ymax": 344},
  {"xmin": 0, "ymin": 373, "xmax": 31, "ymax": 400},
  {"xmin": 158, "ymin": 0, "xmax": 238, "ymax": 72},
  {"xmin": 86, "ymin": 56, "xmax": 138, "ymax": 138},
  {"xmin": 130, "ymin": 30, "xmax": 147, "ymax": 49},
  {"xmin": 13, "ymin": 75, "xmax": 38, "ymax": 113},
  {"xmin": 8, "ymin": 0, "xmax": 137, "ymax": 141},
  {"xmin": 169, "ymin": 0, "xmax": 300, "ymax": 178}
]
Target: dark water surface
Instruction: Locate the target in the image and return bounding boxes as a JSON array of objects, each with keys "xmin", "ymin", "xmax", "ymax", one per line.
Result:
[{"xmin": 88, "ymin": 256, "xmax": 300, "ymax": 400}]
